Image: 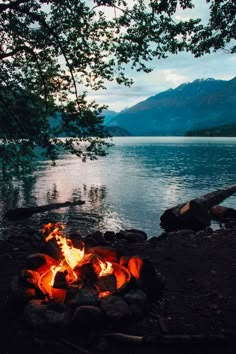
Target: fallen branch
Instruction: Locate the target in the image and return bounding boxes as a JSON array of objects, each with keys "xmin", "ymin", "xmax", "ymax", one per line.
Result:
[
  {"xmin": 105, "ymin": 332, "xmax": 227, "ymax": 345},
  {"xmin": 5, "ymin": 200, "xmax": 85, "ymax": 219},
  {"xmin": 59, "ymin": 337, "xmax": 91, "ymax": 354},
  {"xmin": 34, "ymin": 336, "xmax": 91, "ymax": 354}
]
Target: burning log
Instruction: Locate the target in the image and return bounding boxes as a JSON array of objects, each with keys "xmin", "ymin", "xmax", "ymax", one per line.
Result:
[
  {"xmin": 14, "ymin": 223, "xmax": 136, "ymax": 303},
  {"xmin": 75, "ymin": 263, "xmax": 98, "ymax": 284},
  {"xmin": 160, "ymin": 185, "xmax": 236, "ymax": 231},
  {"xmin": 95, "ymin": 274, "xmax": 117, "ymax": 295},
  {"xmin": 26, "ymin": 253, "xmax": 58, "ymax": 272},
  {"xmin": 89, "ymin": 246, "xmax": 120, "ymax": 263},
  {"xmin": 5, "ymin": 200, "xmax": 85, "ymax": 219},
  {"xmin": 52, "ymin": 271, "xmax": 68, "ymax": 303},
  {"xmin": 12, "ymin": 222, "xmax": 163, "ymax": 331}
]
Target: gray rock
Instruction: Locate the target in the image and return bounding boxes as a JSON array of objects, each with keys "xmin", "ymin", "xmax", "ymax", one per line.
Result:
[
  {"xmin": 177, "ymin": 229, "xmax": 195, "ymax": 236},
  {"xmin": 24, "ymin": 299, "xmax": 65, "ymax": 329},
  {"xmin": 72, "ymin": 305, "xmax": 104, "ymax": 329},
  {"xmin": 83, "ymin": 237, "xmax": 99, "ymax": 247},
  {"xmin": 124, "ymin": 289, "xmax": 148, "ymax": 306},
  {"xmin": 196, "ymin": 227, "xmax": 214, "ymax": 236},
  {"xmin": 126, "ymin": 229, "xmax": 147, "ymax": 239},
  {"xmin": 148, "ymin": 236, "xmax": 159, "ymax": 246},
  {"xmin": 104, "ymin": 231, "xmax": 116, "ymax": 242},
  {"xmin": 129, "ymin": 303, "xmax": 145, "ymax": 319},
  {"xmin": 95, "ymin": 337, "xmax": 109, "ymax": 352},
  {"xmin": 91, "ymin": 231, "xmax": 105, "ymax": 243},
  {"xmin": 224, "ymin": 220, "xmax": 236, "ymax": 229},
  {"xmin": 45, "ymin": 308, "xmax": 66, "ymax": 327},
  {"xmin": 112, "ymin": 239, "xmax": 128, "ymax": 248},
  {"xmin": 67, "ymin": 287, "xmax": 99, "ymax": 308},
  {"xmin": 100, "ymin": 295, "xmax": 131, "ymax": 323},
  {"xmin": 117, "ymin": 230, "xmax": 147, "ymax": 243},
  {"xmin": 24, "ymin": 299, "xmax": 47, "ymax": 328}
]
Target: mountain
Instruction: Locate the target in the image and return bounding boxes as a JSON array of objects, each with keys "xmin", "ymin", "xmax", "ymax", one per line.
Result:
[
  {"xmin": 186, "ymin": 123, "xmax": 236, "ymax": 137},
  {"xmin": 108, "ymin": 77, "xmax": 236, "ymax": 136},
  {"xmin": 102, "ymin": 109, "xmax": 118, "ymax": 125},
  {"xmin": 104, "ymin": 126, "xmax": 131, "ymax": 136}
]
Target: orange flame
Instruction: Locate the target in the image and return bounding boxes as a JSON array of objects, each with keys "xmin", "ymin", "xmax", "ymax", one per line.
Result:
[
  {"xmin": 128, "ymin": 256, "xmax": 143, "ymax": 280},
  {"xmin": 40, "ymin": 223, "xmax": 87, "ymax": 295},
  {"xmin": 43, "ymin": 222, "xmax": 85, "ymax": 270},
  {"xmin": 97, "ymin": 259, "xmax": 113, "ymax": 277},
  {"xmin": 50, "ymin": 264, "xmax": 62, "ymax": 286},
  {"xmin": 37, "ymin": 222, "xmax": 132, "ymax": 302}
]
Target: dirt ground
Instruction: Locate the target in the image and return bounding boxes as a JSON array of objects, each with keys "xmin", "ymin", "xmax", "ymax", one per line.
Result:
[{"xmin": 0, "ymin": 225, "xmax": 236, "ymax": 354}]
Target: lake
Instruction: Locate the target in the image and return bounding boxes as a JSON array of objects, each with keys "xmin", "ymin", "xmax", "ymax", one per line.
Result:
[{"xmin": 1, "ymin": 136, "xmax": 236, "ymax": 239}]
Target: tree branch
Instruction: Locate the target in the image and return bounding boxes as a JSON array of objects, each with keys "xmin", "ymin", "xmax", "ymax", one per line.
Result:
[
  {"xmin": 0, "ymin": 45, "xmax": 48, "ymax": 111},
  {"xmin": 0, "ymin": 0, "xmax": 31, "ymax": 14},
  {"xmin": 14, "ymin": 6, "xmax": 79, "ymax": 100},
  {"xmin": 0, "ymin": 46, "xmax": 28, "ymax": 60}
]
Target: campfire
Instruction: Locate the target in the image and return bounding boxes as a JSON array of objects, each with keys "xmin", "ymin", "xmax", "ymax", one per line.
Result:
[{"xmin": 11, "ymin": 223, "xmax": 163, "ymax": 330}]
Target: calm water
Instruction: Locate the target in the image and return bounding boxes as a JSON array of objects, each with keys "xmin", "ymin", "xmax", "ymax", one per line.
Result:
[{"xmin": 1, "ymin": 137, "xmax": 236, "ymax": 239}]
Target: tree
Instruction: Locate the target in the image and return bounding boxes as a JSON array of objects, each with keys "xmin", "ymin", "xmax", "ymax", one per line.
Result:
[{"xmin": 0, "ymin": 0, "xmax": 235, "ymax": 169}]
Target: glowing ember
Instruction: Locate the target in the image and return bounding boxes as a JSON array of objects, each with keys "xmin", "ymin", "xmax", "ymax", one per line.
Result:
[{"xmin": 99, "ymin": 291, "xmax": 112, "ymax": 298}]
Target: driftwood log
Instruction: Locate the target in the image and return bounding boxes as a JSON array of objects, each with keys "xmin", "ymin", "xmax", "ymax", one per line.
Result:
[
  {"xmin": 5, "ymin": 200, "xmax": 85, "ymax": 219},
  {"xmin": 160, "ymin": 185, "xmax": 236, "ymax": 232},
  {"xmin": 210, "ymin": 205, "xmax": 236, "ymax": 221}
]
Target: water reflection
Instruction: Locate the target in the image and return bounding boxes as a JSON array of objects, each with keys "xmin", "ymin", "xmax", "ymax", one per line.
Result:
[
  {"xmin": 0, "ymin": 174, "xmax": 37, "ymax": 214},
  {"xmin": 0, "ymin": 177, "xmax": 124, "ymax": 240},
  {"xmin": 1, "ymin": 137, "xmax": 236, "ymax": 239},
  {"xmin": 46, "ymin": 184, "xmax": 59, "ymax": 203}
]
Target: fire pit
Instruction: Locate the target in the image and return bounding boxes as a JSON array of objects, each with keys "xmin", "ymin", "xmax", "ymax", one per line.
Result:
[{"xmin": 11, "ymin": 223, "xmax": 163, "ymax": 331}]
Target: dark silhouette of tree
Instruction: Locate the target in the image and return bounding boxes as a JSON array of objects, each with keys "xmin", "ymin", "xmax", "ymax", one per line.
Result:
[{"xmin": 0, "ymin": 0, "xmax": 235, "ymax": 168}]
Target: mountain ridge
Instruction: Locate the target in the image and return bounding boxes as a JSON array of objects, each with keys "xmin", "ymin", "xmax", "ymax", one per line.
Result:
[{"xmin": 108, "ymin": 77, "xmax": 236, "ymax": 136}]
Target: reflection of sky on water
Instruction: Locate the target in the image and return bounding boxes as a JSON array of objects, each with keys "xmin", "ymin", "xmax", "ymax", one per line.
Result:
[{"xmin": 1, "ymin": 137, "xmax": 236, "ymax": 239}]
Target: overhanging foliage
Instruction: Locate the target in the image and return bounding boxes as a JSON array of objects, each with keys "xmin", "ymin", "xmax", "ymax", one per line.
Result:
[{"xmin": 0, "ymin": 0, "xmax": 235, "ymax": 169}]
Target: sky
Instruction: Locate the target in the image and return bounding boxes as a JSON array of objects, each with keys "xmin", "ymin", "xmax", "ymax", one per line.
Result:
[{"xmin": 86, "ymin": 1, "xmax": 236, "ymax": 112}]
